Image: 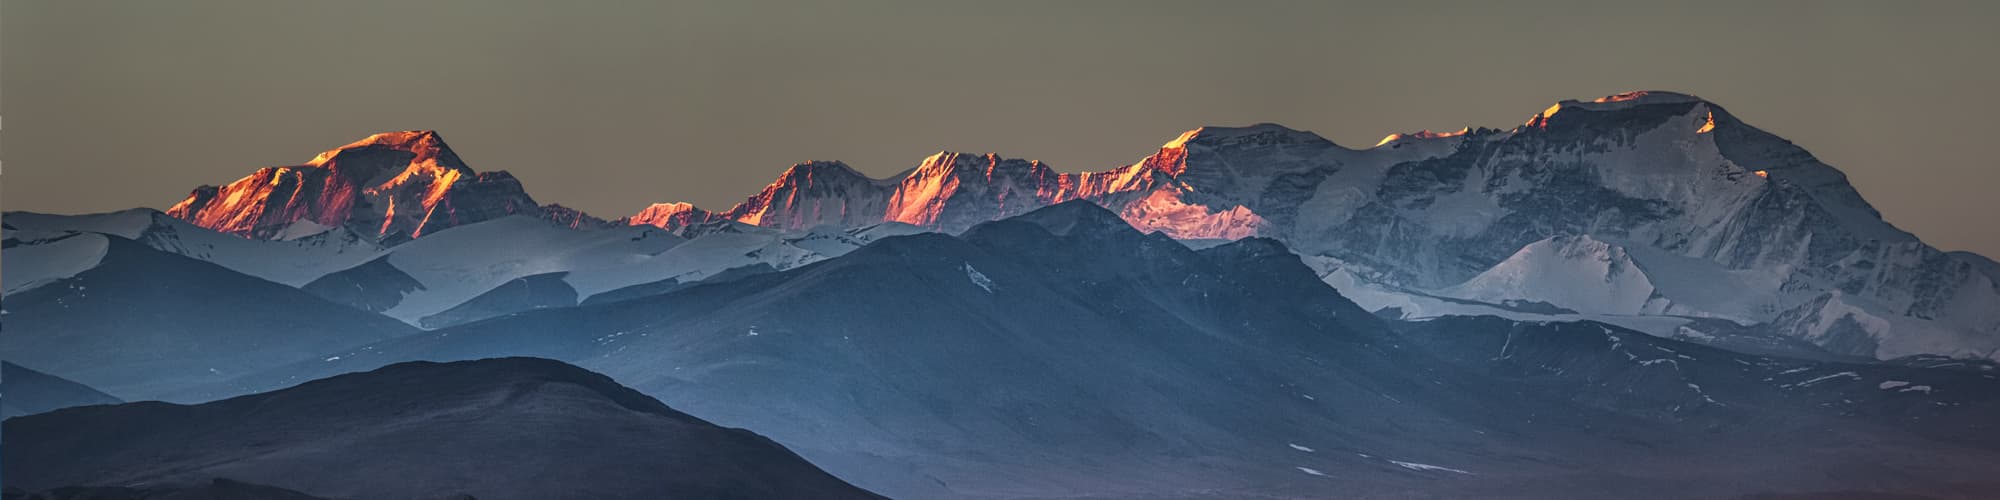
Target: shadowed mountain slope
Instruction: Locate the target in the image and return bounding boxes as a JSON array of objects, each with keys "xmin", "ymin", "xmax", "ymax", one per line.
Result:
[{"xmin": 3, "ymin": 358, "xmax": 881, "ymax": 500}]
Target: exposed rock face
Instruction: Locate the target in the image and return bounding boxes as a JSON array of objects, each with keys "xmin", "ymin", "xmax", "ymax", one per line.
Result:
[
  {"xmin": 538, "ymin": 203, "xmax": 613, "ymax": 230},
  {"xmin": 167, "ymin": 131, "xmax": 545, "ymax": 244},
  {"xmin": 723, "ymin": 161, "xmax": 899, "ymax": 231}
]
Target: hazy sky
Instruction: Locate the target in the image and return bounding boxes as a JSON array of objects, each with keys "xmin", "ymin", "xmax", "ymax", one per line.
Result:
[{"xmin": 4, "ymin": 1, "xmax": 1996, "ymax": 256}]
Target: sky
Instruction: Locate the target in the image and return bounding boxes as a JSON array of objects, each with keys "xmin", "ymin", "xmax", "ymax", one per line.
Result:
[{"xmin": 3, "ymin": 0, "xmax": 1996, "ymax": 256}]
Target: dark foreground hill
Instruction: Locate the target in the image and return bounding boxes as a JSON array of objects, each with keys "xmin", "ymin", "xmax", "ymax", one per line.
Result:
[
  {"xmin": 2, "ymin": 357, "xmax": 881, "ymax": 500},
  {"xmin": 2, "ymin": 479, "xmax": 332, "ymax": 500}
]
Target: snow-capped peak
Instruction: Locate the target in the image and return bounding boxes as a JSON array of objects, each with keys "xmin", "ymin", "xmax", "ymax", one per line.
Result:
[
  {"xmin": 306, "ymin": 130, "xmax": 464, "ymax": 171},
  {"xmin": 771, "ymin": 160, "xmax": 887, "ymax": 187},
  {"xmin": 1526, "ymin": 90, "xmax": 1709, "ymax": 128},
  {"xmin": 1442, "ymin": 235, "xmax": 1662, "ymax": 316},
  {"xmin": 638, "ymin": 202, "xmax": 702, "ymax": 214},
  {"xmin": 166, "ymin": 130, "xmax": 541, "ymax": 242},
  {"xmin": 1161, "ymin": 123, "xmax": 1332, "ymax": 150},
  {"xmin": 1373, "ymin": 127, "xmax": 1473, "ymax": 147},
  {"xmin": 626, "ymin": 202, "xmax": 723, "ymax": 230},
  {"xmin": 1587, "ymin": 90, "xmax": 1703, "ymax": 106}
]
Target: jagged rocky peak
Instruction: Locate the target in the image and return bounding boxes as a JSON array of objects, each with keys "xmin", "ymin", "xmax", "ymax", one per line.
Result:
[
  {"xmin": 773, "ymin": 160, "xmax": 880, "ymax": 186},
  {"xmin": 1142, "ymin": 123, "xmax": 1349, "ymax": 185},
  {"xmin": 883, "ymin": 151, "xmax": 1066, "ymax": 229},
  {"xmin": 910, "ymin": 151, "xmax": 1052, "ymax": 179},
  {"xmin": 539, "ymin": 203, "xmax": 613, "ymax": 230},
  {"xmin": 625, "ymin": 202, "xmax": 723, "ymax": 230},
  {"xmin": 724, "ymin": 160, "xmax": 895, "ymax": 231},
  {"xmin": 167, "ymin": 130, "xmax": 542, "ymax": 242},
  {"xmin": 308, "ymin": 130, "xmax": 470, "ymax": 182}
]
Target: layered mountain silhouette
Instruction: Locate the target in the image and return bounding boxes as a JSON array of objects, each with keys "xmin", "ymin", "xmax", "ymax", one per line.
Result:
[
  {"xmin": 196, "ymin": 201, "xmax": 2000, "ymax": 499},
  {"xmin": 2, "ymin": 357, "xmax": 882, "ymax": 500},
  {"xmin": 0, "ymin": 230, "xmax": 415, "ymax": 401},
  {"xmin": 8, "ymin": 90, "xmax": 2000, "ymax": 499},
  {"xmin": 147, "ymin": 91, "xmax": 2000, "ymax": 362}
]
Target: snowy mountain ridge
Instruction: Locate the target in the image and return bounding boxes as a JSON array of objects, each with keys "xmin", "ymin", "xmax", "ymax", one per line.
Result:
[
  {"xmin": 22, "ymin": 90, "xmax": 1994, "ymax": 360},
  {"xmin": 607, "ymin": 91, "xmax": 1995, "ymax": 361}
]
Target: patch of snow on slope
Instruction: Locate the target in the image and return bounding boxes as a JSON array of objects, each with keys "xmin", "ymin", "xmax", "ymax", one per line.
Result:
[
  {"xmin": 1389, "ymin": 460, "xmax": 1473, "ymax": 474},
  {"xmin": 965, "ymin": 264, "xmax": 996, "ymax": 293},
  {"xmin": 787, "ymin": 225, "xmax": 870, "ymax": 257},
  {"xmin": 1791, "ymin": 371, "xmax": 1860, "ymax": 388},
  {"xmin": 6, "ymin": 210, "xmax": 389, "ymax": 287},
  {"xmin": 273, "ymin": 219, "xmax": 334, "ymax": 241},
  {"xmin": 1616, "ymin": 241, "xmax": 1794, "ymax": 322},
  {"xmin": 142, "ymin": 216, "xmax": 389, "ymax": 286},
  {"xmin": 1304, "ymin": 253, "xmax": 1704, "ymax": 338},
  {"xmin": 376, "ymin": 216, "xmax": 682, "ymax": 324},
  {"xmin": 1441, "ymin": 235, "xmax": 1658, "ymax": 316},
  {"xmin": 2, "ymin": 233, "xmax": 111, "ymax": 293},
  {"xmin": 1777, "ymin": 291, "xmax": 1997, "ymax": 360},
  {"xmin": 565, "ymin": 228, "xmax": 826, "ymax": 300}
]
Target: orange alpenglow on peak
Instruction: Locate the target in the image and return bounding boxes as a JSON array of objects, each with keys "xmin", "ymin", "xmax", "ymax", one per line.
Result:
[
  {"xmin": 626, "ymin": 202, "xmax": 723, "ymax": 229},
  {"xmin": 310, "ymin": 130, "xmax": 451, "ymax": 162},
  {"xmin": 1374, "ymin": 128, "xmax": 1472, "ymax": 147},
  {"xmin": 1591, "ymin": 90, "xmax": 1701, "ymax": 105},
  {"xmin": 885, "ymin": 151, "xmax": 1062, "ymax": 227},
  {"xmin": 1159, "ymin": 124, "xmax": 1325, "ymax": 150},
  {"xmin": 1754, "ymin": 170, "xmax": 1769, "ymax": 178},
  {"xmin": 1525, "ymin": 103, "xmax": 1566, "ymax": 128},
  {"xmin": 1526, "ymin": 91, "xmax": 1705, "ymax": 129},
  {"xmin": 1594, "ymin": 91, "xmax": 1656, "ymax": 103},
  {"xmin": 167, "ymin": 130, "xmax": 539, "ymax": 243},
  {"xmin": 617, "ymin": 136, "xmax": 1271, "ymax": 240},
  {"xmin": 1160, "ymin": 128, "xmax": 1207, "ymax": 150}
]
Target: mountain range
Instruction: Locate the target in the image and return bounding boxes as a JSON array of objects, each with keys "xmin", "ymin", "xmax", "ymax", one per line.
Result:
[
  {"xmin": 112, "ymin": 91, "xmax": 1999, "ymax": 364},
  {"xmin": 6, "ymin": 90, "xmax": 2000, "ymax": 499}
]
